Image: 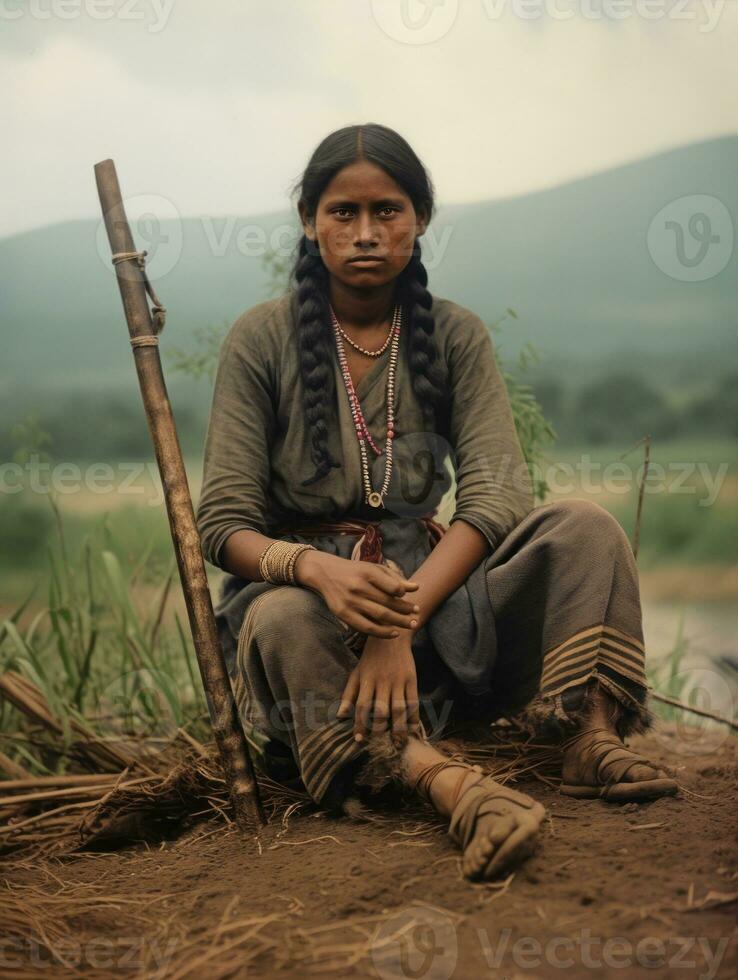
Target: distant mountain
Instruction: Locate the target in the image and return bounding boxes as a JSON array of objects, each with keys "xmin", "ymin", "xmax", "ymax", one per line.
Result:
[{"xmin": 2, "ymin": 135, "xmax": 736, "ymax": 400}]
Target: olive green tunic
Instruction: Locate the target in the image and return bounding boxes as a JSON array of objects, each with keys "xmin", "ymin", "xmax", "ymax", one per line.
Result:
[
  {"xmin": 194, "ymin": 289, "xmax": 652, "ymax": 809},
  {"xmin": 195, "ymin": 288, "xmax": 535, "ymax": 570}
]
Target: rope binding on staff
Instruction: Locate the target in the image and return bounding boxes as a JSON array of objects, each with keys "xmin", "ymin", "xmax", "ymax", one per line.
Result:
[{"xmin": 111, "ymin": 249, "xmax": 167, "ymax": 349}]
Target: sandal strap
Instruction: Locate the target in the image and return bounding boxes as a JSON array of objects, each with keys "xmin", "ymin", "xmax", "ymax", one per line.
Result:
[
  {"xmin": 448, "ymin": 779, "xmax": 540, "ymax": 850},
  {"xmin": 561, "ymin": 725, "xmax": 613, "ymax": 750},
  {"xmin": 450, "ymin": 765, "xmax": 484, "ymax": 812},
  {"xmin": 564, "ymin": 727, "xmax": 657, "ymax": 785},
  {"xmin": 410, "ymin": 754, "xmax": 481, "ymax": 804},
  {"xmin": 595, "ymin": 746, "xmax": 653, "ymax": 785}
]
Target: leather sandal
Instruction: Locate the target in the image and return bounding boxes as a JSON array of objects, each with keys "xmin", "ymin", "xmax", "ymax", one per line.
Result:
[
  {"xmin": 410, "ymin": 754, "xmax": 546, "ymax": 880},
  {"xmin": 410, "ymin": 753, "xmax": 478, "ymax": 808},
  {"xmin": 560, "ymin": 727, "xmax": 678, "ymax": 802}
]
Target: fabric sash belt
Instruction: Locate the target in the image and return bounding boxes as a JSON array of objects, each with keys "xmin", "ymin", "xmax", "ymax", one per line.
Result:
[{"xmin": 273, "ymin": 516, "xmax": 447, "ymax": 563}]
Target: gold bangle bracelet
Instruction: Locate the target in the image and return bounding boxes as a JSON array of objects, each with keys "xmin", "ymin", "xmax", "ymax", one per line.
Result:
[{"xmin": 258, "ymin": 541, "xmax": 317, "ymax": 585}]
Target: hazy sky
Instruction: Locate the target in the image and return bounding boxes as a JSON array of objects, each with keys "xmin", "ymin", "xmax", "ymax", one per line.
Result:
[{"xmin": 2, "ymin": 0, "xmax": 736, "ymax": 238}]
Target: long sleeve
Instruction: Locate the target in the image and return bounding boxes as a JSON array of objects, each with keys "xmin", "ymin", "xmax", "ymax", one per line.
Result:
[
  {"xmin": 195, "ymin": 312, "xmax": 277, "ymax": 569},
  {"xmin": 447, "ymin": 313, "xmax": 534, "ymax": 550}
]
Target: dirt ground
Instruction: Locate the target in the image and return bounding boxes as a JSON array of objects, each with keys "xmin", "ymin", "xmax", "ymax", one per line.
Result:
[{"xmin": 2, "ymin": 728, "xmax": 736, "ymax": 980}]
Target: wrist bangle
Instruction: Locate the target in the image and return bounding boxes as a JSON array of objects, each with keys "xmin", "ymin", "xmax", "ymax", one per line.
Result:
[{"xmin": 258, "ymin": 541, "xmax": 317, "ymax": 585}]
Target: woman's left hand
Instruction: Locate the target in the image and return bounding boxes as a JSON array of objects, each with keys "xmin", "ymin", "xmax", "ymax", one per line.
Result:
[{"xmin": 337, "ymin": 633, "xmax": 421, "ymax": 742}]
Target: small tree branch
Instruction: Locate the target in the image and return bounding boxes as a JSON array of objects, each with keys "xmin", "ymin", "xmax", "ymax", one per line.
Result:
[
  {"xmin": 632, "ymin": 434, "xmax": 650, "ymax": 560},
  {"xmin": 649, "ymin": 689, "xmax": 738, "ymax": 731}
]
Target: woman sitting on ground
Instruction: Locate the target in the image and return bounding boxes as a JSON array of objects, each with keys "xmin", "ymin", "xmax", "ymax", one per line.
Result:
[{"xmin": 195, "ymin": 122, "xmax": 676, "ymax": 882}]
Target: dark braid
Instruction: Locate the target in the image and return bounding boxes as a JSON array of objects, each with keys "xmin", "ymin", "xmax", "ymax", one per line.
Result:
[
  {"xmin": 397, "ymin": 238, "xmax": 450, "ymax": 435},
  {"xmin": 293, "ymin": 235, "xmax": 343, "ymax": 486},
  {"xmin": 289, "ymin": 123, "xmax": 447, "ymax": 486}
]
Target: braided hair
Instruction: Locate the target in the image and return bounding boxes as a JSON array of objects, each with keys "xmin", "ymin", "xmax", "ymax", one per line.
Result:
[{"xmin": 289, "ymin": 123, "xmax": 449, "ymax": 487}]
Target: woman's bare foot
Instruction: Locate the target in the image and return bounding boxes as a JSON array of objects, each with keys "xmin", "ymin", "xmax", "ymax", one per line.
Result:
[{"xmin": 401, "ymin": 737, "xmax": 545, "ymax": 880}]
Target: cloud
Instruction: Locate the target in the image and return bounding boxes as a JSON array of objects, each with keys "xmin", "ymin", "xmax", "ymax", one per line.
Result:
[{"xmin": 1, "ymin": 0, "xmax": 736, "ymax": 237}]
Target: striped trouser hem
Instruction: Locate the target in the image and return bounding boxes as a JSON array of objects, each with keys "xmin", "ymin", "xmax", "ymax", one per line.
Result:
[
  {"xmin": 530, "ymin": 621, "xmax": 653, "ymax": 735},
  {"xmin": 296, "ymin": 718, "xmax": 368, "ymax": 804},
  {"xmin": 540, "ymin": 622, "xmax": 647, "ymax": 699}
]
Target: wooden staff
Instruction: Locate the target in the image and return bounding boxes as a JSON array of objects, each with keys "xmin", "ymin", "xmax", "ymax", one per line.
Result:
[{"xmin": 94, "ymin": 158, "xmax": 264, "ymax": 830}]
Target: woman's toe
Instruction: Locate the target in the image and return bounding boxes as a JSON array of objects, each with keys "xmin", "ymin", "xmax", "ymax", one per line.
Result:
[
  {"xmin": 464, "ymin": 851, "xmax": 487, "ymax": 878},
  {"xmin": 464, "ymin": 841, "xmax": 495, "ymax": 878},
  {"xmin": 466, "ymin": 813, "xmax": 542, "ymax": 880},
  {"xmin": 483, "ymin": 821, "xmax": 538, "ymax": 879},
  {"xmin": 624, "ymin": 760, "xmax": 665, "ymax": 782},
  {"xmin": 464, "ymin": 814, "xmax": 515, "ymax": 877},
  {"xmin": 465, "ymin": 840, "xmax": 495, "ymax": 876}
]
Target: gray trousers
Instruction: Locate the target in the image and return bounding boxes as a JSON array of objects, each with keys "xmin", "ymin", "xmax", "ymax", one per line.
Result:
[{"xmin": 215, "ymin": 499, "xmax": 652, "ymax": 811}]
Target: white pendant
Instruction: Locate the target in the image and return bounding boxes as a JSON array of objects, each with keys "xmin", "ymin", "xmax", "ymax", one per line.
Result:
[{"xmin": 367, "ymin": 491, "xmax": 383, "ymax": 508}]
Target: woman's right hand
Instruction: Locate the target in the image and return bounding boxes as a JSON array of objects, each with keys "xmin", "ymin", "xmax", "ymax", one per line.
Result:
[{"xmin": 294, "ymin": 550, "xmax": 420, "ymax": 639}]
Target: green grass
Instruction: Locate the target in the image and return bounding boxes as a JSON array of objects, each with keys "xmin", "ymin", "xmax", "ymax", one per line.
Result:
[
  {"xmin": 646, "ymin": 607, "xmax": 691, "ymax": 718},
  {"xmin": 545, "ymin": 437, "xmax": 737, "ymax": 475},
  {"xmin": 0, "ymin": 498, "xmax": 206, "ymax": 775},
  {"xmin": 0, "ymin": 497, "xmax": 176, "ymax": 605},
  {"xmin": 538, "ymin": 437, "xmax": 738, "ymax": 567},
  {"xmin": 645, "ymin": 609, "xmax": 737, "ymax": 729},
  {"xmin": 611, "ymin": 493, "xmax": 738, "ymax": 567},
  {"xmin": 0, "ymin": 431, "xmax": 734, "ymax": 778},
  {"xmin": 0, "ymin": 492, "xmax": 733, "ymax": 777}
]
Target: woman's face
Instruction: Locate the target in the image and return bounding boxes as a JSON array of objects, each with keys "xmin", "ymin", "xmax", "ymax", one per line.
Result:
[{"xmin": 300, "ymin": 159, "xmax": 428, "ymax": 291}]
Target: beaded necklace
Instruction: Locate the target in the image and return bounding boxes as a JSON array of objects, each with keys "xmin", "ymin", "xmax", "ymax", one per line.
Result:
[
  {"xmin": 330, "ymin": 303, "xmax": 402, "ymax": 508},
  {"xmin": 336, "ymin": 318, "xmax": 394, "ymax": 358}
]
